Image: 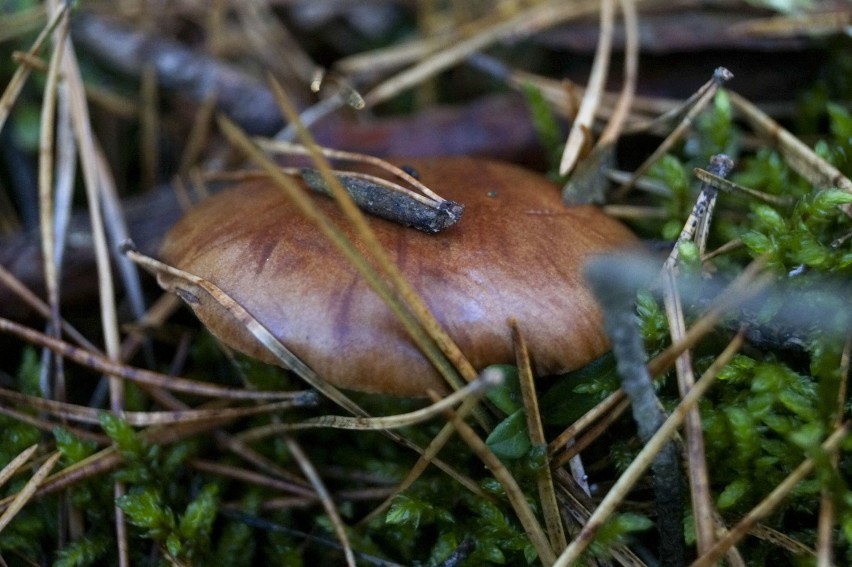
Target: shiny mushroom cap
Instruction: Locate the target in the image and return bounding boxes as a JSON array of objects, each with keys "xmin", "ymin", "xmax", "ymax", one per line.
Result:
[{"xmin": 158, "ymin": 157, "xmax": 638, "ymax": 396}]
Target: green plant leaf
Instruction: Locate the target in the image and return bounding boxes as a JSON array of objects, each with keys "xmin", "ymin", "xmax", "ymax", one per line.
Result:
[
  {"xmin": 717, "ymin": 478, "xmax": 750, "ymax": 509},
  {"xmin": 99, "ymin": 413, "xmax": 145, "ymax": 457},
  {"xmin": 178, "ymin": 484, "xmax": 218, "ymax": 541},
  {"xmin": 486, "ymin": 409, "xmax": 530, "ymax": 460},
  {"xmin": 522, "ymin": 82, "xmax": 564, "ymax": 175},
  {"xmin": 53, "ymin": 427, "xmax": 98, "ymax": 465},
  {"xmin": 116, "ymin": 487, "xmax": 175, "ymax": 539},
  {"xmin": 484, "ymin": 365, "xmax": 522, "ymax": 415},
  {"xmin": 539, "ymin": 353, "xmax": 619, "ymax": 426}
]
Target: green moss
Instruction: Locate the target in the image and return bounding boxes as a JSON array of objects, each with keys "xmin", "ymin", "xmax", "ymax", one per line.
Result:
[{"xmin": 522, "ymin": 82, "xmax": 565, "ymax": 178}]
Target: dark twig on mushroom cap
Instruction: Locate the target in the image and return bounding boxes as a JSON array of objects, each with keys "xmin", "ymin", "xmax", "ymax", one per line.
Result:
[{"xmin": 158, "ymin": 157, "xmax": 638, "ymax": 396}]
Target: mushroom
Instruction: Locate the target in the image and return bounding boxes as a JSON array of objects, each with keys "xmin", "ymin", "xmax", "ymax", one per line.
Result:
[{"xmin": 158, "ymin": 157, "xmax": 638, "ymax": 396}]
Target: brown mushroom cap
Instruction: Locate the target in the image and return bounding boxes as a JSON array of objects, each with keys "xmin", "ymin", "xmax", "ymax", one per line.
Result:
[{"xmin": 158, "ymin": 157, "xmax": 638, "ymax": 396}]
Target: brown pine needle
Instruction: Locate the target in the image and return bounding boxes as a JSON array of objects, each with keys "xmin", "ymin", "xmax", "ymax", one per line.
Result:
[
  {"xmin": 729, "ymin": 90, "xmax": 852, "ymax": 215},
  {"xmin": 0, "ymin": 387, "xmax": 312, "ymax": 427},
  {"xmin": 431, "ymin": 390, "xmax": 557, "ymax": 566},
  {"xmin": 615, "ymin": 67, "xmax": 733, "ymax": 199},
  {"xmin": 661, "ymin": 267, "xmax": 715, "ymax": 554},
  {"xmin": 0, "ymin": 2, "xmax": 68, "ymax": 133},
  {"xmin": 691, "ymin": 422, "xmax": 851, "ymax": 567},
  {"xmin": 0, "ymin": 451, "xmax": 62, "ymax": 535},
  {"xmin": 237, "ymin": 370, "xmax": 500, "ymax": 440},
  {"xmin": 0, "ymin": 445, "xmax": 39, "ymax": 490},
  {"xmin": 284, "ymin": 434, "xmax": 356, "ymax": 567},
  {"xmin": 554, "ymin": 332, "xmax": 744, "ymax": 566},
  {"xmin": 512, "ymin": 320, "xmax": 567, "ymax": 552},
  {"xmin": 0, "ymin": 316, "xmax": 300, "ymax": 401},
  {"xmin": 559, "ymin": 0, "xmax": 615, "ymax": 176}
]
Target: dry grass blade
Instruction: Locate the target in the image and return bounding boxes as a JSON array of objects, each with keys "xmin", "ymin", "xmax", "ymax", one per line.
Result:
[
  {"xmin": 511, "ymin": 320, "xmax": 566, "ymax": 552},
  {"xmin": 0, "ymin": 451, "xmax": 62, "ymax": 535},
  {"xmin": 257, "ymin": 139, "xmax": 450, "ymax": 205},
  {"xmin": 126, "ymin": 247, "xmax": 365, "ymax": 410},
  {"xmin": 334, "ymin": 32, "xmax": 449, "ymax": 78},
  {"xmin": 562, "ymin": 0, "xmax": 638, "ymax": 203},
  {"xmin": 237, "ymin": 370, "xmax": 500, "ymax": 440},
  {"xmin": 550, "ymin": 397, "xmax": 630, "ymax": 469},
  {"xmin": 140, "ymin": 65, "xmax": 159, "ymax": 192},
  {"xmin": 693, "ymin": 165, "xmax": 793, "ymax": 206},
  {"xmin": 818, "ymin": 334, "xmax": 848, "ymax": 566},
  {"xmin": 691, "ymin": 422, "xmax": 851, "ymax": 567},
  {"xmin": 597, "ymin": 0, "xmax": 639, "ymax": 148},
  {"xmin": 554, "ymin": 332, "xmax": 744, "ymax": 566},
  {"xmin": 0, "ymin": 445, "xmax": 120, "ymax": 516},
  {"xmin": 0, "ymin": 316, "xmax": 299, "ymax": 401},
  {"xmin": 558, "ymin": 0, "xmax": 615, "ymax": 176},
  {"xmin": 660, "ymin": 155, "xmax": 734, "ymax": 553},
  {"xmin": 38, "ymin": 6, "xmax": 129, "ymax": 558},
  {"xmin": 37, "ymin": 6, "xmax": 68, "ymax": 404},
  {"xmin": 189, "ymin": 460, "xmax": 314, "ymax": 499},
  {"xmin": 751, "ymin": 523, "xmax": 820, "ymax": 560},
  {"xmin": 731, "ymin": 11, "xmax": 852, "ymax": 38},
  {"xmin": 55, "ymin": 5, "xmax": 123, "ymax": 409}
]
